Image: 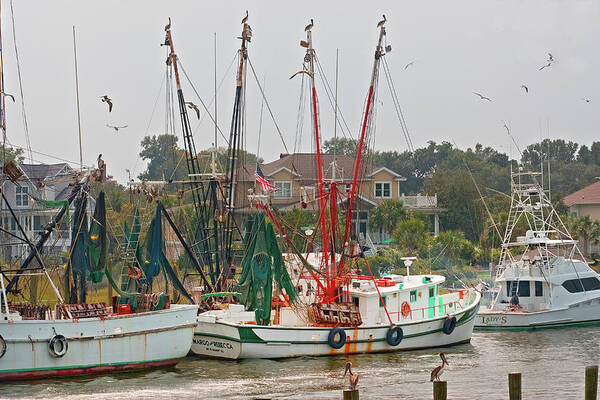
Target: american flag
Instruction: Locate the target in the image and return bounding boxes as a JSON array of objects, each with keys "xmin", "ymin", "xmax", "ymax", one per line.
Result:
[{"xmin": 255, "ymin": 165, "xmax": 278, "ymax": 192}]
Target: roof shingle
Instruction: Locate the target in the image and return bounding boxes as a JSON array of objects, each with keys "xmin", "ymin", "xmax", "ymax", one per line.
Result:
[{"xmin": 563, "ymin": 179, "xmax": 600, "ymax": 206}]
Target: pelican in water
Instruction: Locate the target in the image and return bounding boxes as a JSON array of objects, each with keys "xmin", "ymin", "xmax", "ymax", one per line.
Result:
[
  {"xmin": 241, "ymin": 10, "xmax": 248, "ymax": 24},
  {"xmin": 186, "ymin": 102, "xmax": 200, "ymax": 119},
  {"xmin": 305, "ymin": 18, "xmax": 314, "ymax": 32},
  {"xmin": 343, "ymin": 362, "xmax": 359, "ymax": 391},
  {"xmin": 377, "ymin": 14, "xmax": 387, "ymax": 28},
  {"xmin": 289, "ymin": 70, "xmax": 314, "ymax": 80},
  {"xmin": 430, "ymin": 353, "xmax": 449, "ymax": 382},
  {"xmin": 100, "ymin": 95, "xmax": 113, "ymax": 112}
]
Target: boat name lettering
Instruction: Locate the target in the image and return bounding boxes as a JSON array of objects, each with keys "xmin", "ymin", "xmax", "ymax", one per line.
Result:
[
  {"xmin": 479, "ymin": 315, "xmax": 507, "ymax": 325},
  {"xmin": 193, "ymin": 338, "xmax": 233, "ymax": 351}
]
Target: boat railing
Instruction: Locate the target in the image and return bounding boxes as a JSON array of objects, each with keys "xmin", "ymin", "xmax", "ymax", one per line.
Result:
[{"xmin": 387, "ymin": 298, "xmax": 466, "ymax": 322}]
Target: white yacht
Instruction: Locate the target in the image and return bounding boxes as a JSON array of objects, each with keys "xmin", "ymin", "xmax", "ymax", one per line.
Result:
[{"xmin": 476, "ymin": 169, "xmax": 600, "ymax": 329}]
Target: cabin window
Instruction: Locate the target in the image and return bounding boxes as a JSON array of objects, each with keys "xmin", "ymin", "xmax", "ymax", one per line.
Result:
[
  {"xmin": 506, "ymin": 281, "xmax": 518, "ymax": 297},
  {"xmin": 535, "ymin": 281, "xmax": 543, "ymax": 296},
  {"xmin": 410, "ymin": 290, "xmax": 417, "ymax": 302},
  {"xmin": 352, "ymin": 296, "xmax": 359, "ymax": 307},
  {"xmin": 16, "ymin": 186, "xmax": 29, "ymax": 206},
  {"xmin": 273, "ymin": 181, "xmax": 292, "ymax": 198},
  {"xmin": 429, "ymin": 287, "xmax": 435, "ymax": 298},
  {"xmin": 374, "ymin": 182, "xmax": 391, "ymax": 198},
  {"xmin": 518, "ymin": 281, "xmax": 530, "ymax": 297},
  {"xmin": 379, "ymin": 296, "xmax": 387, "ymax": 307},
  {"xmin": 562, "ymin": 277, "xmax": 600, "ymax": 293}
]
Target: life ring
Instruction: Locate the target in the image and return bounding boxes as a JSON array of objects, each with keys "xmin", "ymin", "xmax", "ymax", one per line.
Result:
[
  {"xmin": 128, "ymin": 266, "xmax": 142, "ymax": 280},
  {"xmin": 0, "ymin": 335, "xmax": 6, "ymax": 358},
  {"xmin": 401, "ymin": 301, "xmax": 411, "ymax": 317},
  {"xmin": 48, "ymin": 334, "xmax": 68, "ymax": 358},
  {"xmin": 327, "ymin": 327, "xmax": 346, "ymax": 349},
  {"xmin": 386, "ymin": 326, "xmax": 403, "ymax": 346},
  {"xmin": 442, "ymin": 316, "xmax": 457, "ymax": 335}
]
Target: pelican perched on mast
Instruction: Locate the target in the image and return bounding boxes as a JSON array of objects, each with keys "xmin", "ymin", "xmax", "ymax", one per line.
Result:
[
  {"xmin": 305, "ymin": 18, "xmax": 314, "ymax": 31},
  {"xmin": 430, "ymin": 353, "xmax": 449, "ymax": 382},
  {"xmin": 343, "ymin": 362, "xmax": 359, "ymax": 391},
  {"xmin": 377, "ymin": 14, "xmax": 387, "ymax": 28},
  {"xmin": 241, "ymin": 10, "xmax": 248, "ymax": 24}
]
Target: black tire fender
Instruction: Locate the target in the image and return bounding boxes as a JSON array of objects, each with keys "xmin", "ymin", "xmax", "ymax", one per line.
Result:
[
  {"xmin": 327, "ymin": 327, "xmax": 346, "ymax": 349},
  {"xmin": 442, "ymin": 316, "xmax": 457, "ymax": 335},
  {"xmin": 48, "ymin": 334, "xmax": 68, "ymax": 357},
  {"xmin": 386, "ymin": 326, "xmax": 403, "ymax": 346},
  {"xmin": 0, "ymin": 335, "xmax": 5, "ymax": 358}
]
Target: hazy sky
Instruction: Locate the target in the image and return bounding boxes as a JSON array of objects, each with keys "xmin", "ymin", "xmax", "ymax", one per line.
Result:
[{"xmin": 1, "ymin": 0, "xmax": 598, "ymax": 184}]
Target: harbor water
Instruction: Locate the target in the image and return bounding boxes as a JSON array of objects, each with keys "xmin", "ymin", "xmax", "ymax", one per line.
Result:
[{"xmin": 2, "ymin": 326, "xmax": 599, "ymax": 399}]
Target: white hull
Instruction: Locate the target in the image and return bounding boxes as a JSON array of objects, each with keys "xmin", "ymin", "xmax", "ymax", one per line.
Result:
[
  {"xmin": 476, "ymin": 296, "xmax": 600, "ymax": 329},
  {"xmin": 0, "ymin": 304, "xmax": 198, "ymax": 380},
  {"xmin": 191, "ymin": 299, "xmax": 480, "ymax": 359}
]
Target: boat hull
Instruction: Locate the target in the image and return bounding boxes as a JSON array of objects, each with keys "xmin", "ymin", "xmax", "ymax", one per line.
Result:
[
  {"xmin": 191, "ymin": 301, "xmax": 480, "ymax": 359},
  {"xmin": 0, "ymin": 304, "xmax": 198, "ymax": 381},
  {"xmin": 475, "ymin": 296, "xmax": 600, "ymax": 329}
]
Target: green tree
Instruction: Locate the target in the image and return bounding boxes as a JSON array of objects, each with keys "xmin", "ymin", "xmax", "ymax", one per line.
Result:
[
  {"xmin": 369, "ymin": 200, "xmax": 408, "ymax": 237},
  {"xmin": 322, "ymin": 137, "xmax": 357, "ymax": 157},
  {"xmin": 0, "ymin": 145, "xmax": 24, "ymax": 164},
  {"xmin": 430, "ymin": 230, "xmax": 475, "ymax": 283},
  {"xmin": 567, "ymin": 215, "xmax": 600, "ymax": 257},
  {"xmin": 138, "ymin": 134, "xmax": 186, "ymax": 182},
  {"xmin": 391, "ymin": 218, "xmax": 429, "ymax": 256}
]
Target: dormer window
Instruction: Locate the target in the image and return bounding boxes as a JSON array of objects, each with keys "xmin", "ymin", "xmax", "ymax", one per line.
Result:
[
  {"xmin": 273, "ymin": 181, "xmax": 292, "ymax": 198},
  {"xmin": 16, "ymin": 186, "xmax": 29, "ymax": 206},
  {"xmin": 374, "ymin": 182, "xmax": 391, "ymax": 198}
]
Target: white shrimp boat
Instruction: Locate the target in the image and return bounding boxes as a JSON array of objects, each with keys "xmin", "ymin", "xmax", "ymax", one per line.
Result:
[
  {"xmin": 476, "ymin": 169, "xmax": 600, "ymax": 329},
  {"xmin": 192, "ymin": 271, "xmax": 480, "ymax": 359}
]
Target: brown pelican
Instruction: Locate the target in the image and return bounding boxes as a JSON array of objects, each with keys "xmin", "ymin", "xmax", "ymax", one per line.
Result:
[
  {"xmin": 106, "ymin": 124, "xmax": 128, "ymax": 132},
  {"xmin": 289, "ymin": 70, "xmax": 314, "ymax": 80},
  {"xmin": 377, "ymin": 14, "xmax": 387, "ymax": 28},
  {"xmin": 474, "ymin": 92, "xmax": 491, "ymax": 101},
  {"xmin": 430, "ymin": 353, "xmax": 449, "ymax": 382},
  {"xmin": 100, "ymin": 95, "xmax": 113, "ymax": 112},
  {"xmin": 241, "ymin": 10, "xmax": 248, "ymax": 24},
  {"xmin": 343, "ymin": 362, "xmax": 359, "ymax": 391},
  {"xmin": 97, "ymin": 154, "xmax": 105, "ymax": 170},
  {"xmin": 185, "ymin": 102, "xmax": 200, "ymax": 119},
  {"xmin": 547, "ymin": 52, "xmax": 554, "ymax": 62},
  {"xmin": 164, "ymin": 17, "xmax": 171, "ymax": 32},
  {"xmin": 305, "ymin": 18, "xmax": 314, "ymax": 32},
  {"xmin": 521, "ymin": 84, "xmax": 529, "ymax": 93}
]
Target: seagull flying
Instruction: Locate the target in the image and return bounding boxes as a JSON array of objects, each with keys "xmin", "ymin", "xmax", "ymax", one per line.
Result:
[
  {"xmin": 106, "ymin": 124, "xmax": 127, "ymax": 132},
  {"xmin": 539, "ymin": 62, "xmax": 551, "ymax": 71},
  {"xmin": 521, "ymin": 84, "xmax": 528, "ymax": 93},
  {"xmin": 404, "ymin": 61, "xmax": 416, "ymax": 70},
  {"xmin": 289, "ymin": 70, "xmax": 314, "ymax": 80},
  {"xmin": 474, "ymin": 92, "xmax": 491, "ymax": 101},
  {"xmin": 185, "ymin": 102, "xmax": 200, "ymax": 119},
  {"xmin": 100, "ymin": 95, "xmax": 113, "ymax": 112},
  {"xmin": 547, "ymin": 52, "xmax": 554, "ymax": 62},
  {"xmin": 582, "ymin": 98, "xmax": 591, "ymax": 103},
  {"xmin": 1, "ymin": 92, "xmax": 15, "ymax": 102}
]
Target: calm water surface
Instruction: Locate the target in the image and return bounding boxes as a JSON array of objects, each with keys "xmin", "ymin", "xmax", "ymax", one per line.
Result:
[{"xmin": 2, "ymin": 327, "xmax": 599, "ymax": 399}]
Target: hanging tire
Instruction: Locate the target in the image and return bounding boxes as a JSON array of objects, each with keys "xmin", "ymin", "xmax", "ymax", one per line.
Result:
[
  {"xmin": 327, "ymin": 328, "xmax": 346, "ymax": 349},
  {"xmin": 0, "ymin": 335, "xmax": 6, "ymax": 358},
  {"xmin": 442, "ymin": 316, "xmax": 457, "ymax": 335},
  {"xmin": 386, "ymin": 326, "xmax": 403, "ymax": 346},
  {"xmin": 48, "ymin": 334, "xmax": 68, "ymax": 358}
]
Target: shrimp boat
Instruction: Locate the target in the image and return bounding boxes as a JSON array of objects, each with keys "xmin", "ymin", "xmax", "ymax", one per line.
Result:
[
  {"xmin": 475, "ymin": 168, "xmax": 600, "ymax": 329},
  {"xmin": 191, "ymin": 16, "xmax": 480, "ymax": 359},
  {"xmin": 0, "ymin": 182, "xmax": 198, "ymax": 381}
]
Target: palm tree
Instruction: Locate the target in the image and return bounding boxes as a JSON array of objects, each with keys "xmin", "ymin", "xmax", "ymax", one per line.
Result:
[
  {"xmin": 369, "ymin": 200, "xmax": 408, "ymax": 242},
  {"xmin": 570, "ymin": 215, "xmax": 600, "ymax": 257},
  {"xmin": 391, "ymin": 218, "xmax": 428, "ymax": 257}
]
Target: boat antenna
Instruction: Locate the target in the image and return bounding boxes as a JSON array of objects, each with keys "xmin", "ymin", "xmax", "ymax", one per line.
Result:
[
  {"xmin": 212, "ymin": 32, "xmax": 217, "ymax": 177},
  {"xmin": 73, "ymin": 26, "xmax": 83, "ymax": 170}
]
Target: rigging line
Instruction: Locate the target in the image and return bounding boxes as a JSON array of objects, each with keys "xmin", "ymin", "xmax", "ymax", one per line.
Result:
[
  {"xmin": 246, "ymin": 56, "xmax": 289, "ymax": 154},
  {"xmin": 176, "ymin": 58, "xmax": 229, "ymax": 146},
  {"xmin": 8, "ymin": 0, "xmax": 32, "ymax": 163},
  {"xmin": 293, "ymin": 70, "xmax": 307, "ymax": 153},
  {"xmin": 131, "ymin": 71, "xmax": 166, "ymax": 178},
  {"xmin": 313, "ymin": 53, "xmax": 353, "ymax": 139},
  {"xmin": 4, "ymin": 138, "xmax": 84, "ymax": 167},
  {"xmin": 192, "ymin": 51, "xmax": 238, "ymax": 136},
  {"xmin": 255, "ymin": 73, "xmax": 266, "ymax": 180},
  {"xmin": 381, "ymin": 57, "xmax": 414, "ymax": 152}
]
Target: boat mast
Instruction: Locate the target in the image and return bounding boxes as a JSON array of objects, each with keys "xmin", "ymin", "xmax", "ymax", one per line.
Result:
[{"xmin": 340, "ymin": 18, "xmax": 386, "ymax": 271}]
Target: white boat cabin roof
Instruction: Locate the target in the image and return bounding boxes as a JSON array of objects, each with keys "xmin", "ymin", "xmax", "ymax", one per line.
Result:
[{"xmin": 347, "ymin": 274, "xmax": 445, "ymax": 297}]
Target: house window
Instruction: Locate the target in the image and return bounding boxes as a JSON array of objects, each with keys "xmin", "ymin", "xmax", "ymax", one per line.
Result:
[
  {"xmin": 16, "ymin": 186, "xmax": 29, "ymax": 206},
  {"xmin": 535, "ymin": 281, "xmax": 543, "ymax": 296},
  {"xmin": 374, "ymin": 182, "xmax": 391, "ymax": 198},
  {"xmin": 273, "ymin": 181, "xmax": 292, "ymax": 198},
  {"xmin": 410, "ymin": 290, "xmax": 417, "ymax": 302}
]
